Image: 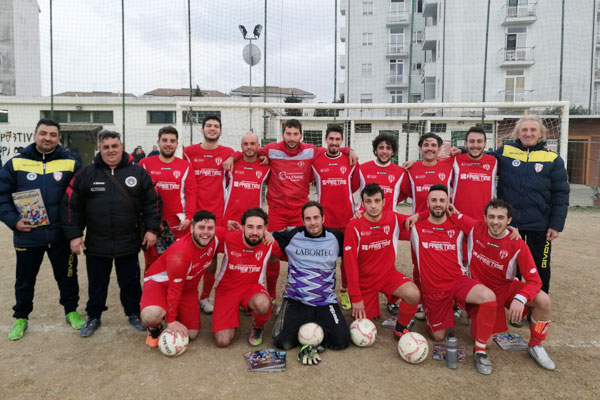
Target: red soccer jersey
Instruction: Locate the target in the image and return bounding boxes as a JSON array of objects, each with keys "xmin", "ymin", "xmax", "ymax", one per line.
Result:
[
  {"xmin": 452, "ymin": 154, "xmax": 498, "ymax": 221},
  {"xmin": 139, "ymin": 156, "xmax": 197, "ymax": 228},
  {"xmin": 312, "ymin": 152, "xmax": 360, "ymax": 229},
  {"xmin": 143, "ymin": 228, "xmax": 226, "ymax": 323},
  {"xmin": 343, "ymin": 211, "xmax": 411, "ymax": 303},
  {"xmin": 214, "ymin": 231, "xmax": 284, "ymax": 292},
  {"xmin": 222, "ymin": 159, "xmax": 270, "ymax": 226},
  {"xmin": 407, "ymin": 159, "xmax": 454, "ymax": 214},
  {"xmin": 358, "ymin": 161, "xmax": 409, "ymax": 212},
  {"xmin": 450, "ymin": 213, "xmax": 542, "ymax": 303},
  {"xmin": 410, "ymin": 217, "xmax": 464, "ymax": 293},
  {"xmin": 183, "ymin": 144, "xmax": 234, "ymax": 218}
]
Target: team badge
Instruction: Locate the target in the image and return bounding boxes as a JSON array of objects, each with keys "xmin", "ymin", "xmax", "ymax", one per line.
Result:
[
  {"xmin": 207, "ymin": 247, "xmax": 213, "ymax": 257},
  {"xmin": 298, "ymin": 161, "xmax": 305, "ymax": 168},
  {"xmin": 173, "ymin": 170, "xmax": 181, "ymax": 179},
  {"xmin": 340, "ymin": 166, "xmax": 347, "ymax": 174},
  {"xmin": 534, "ymin": 163, "xmax": 544, "ymax": 173},
  {"xmin": 388, "ymin": 175, "xmax": 394, "ymax": 183},
  {"xmin": 499, "ymin": 250, "xmax": 509, "ymax": 259},
  {"xmin": 512, "ymin": 160, "xmax": 521, "ymax": 167},
  {"xmin": 256, "ymin": 171, "xmax": 263, "ymax": 179},
  {"xmin": 125, "ymin": 176, "xmax": 137, "ymax": 187},
  {"xmin": 215, "ymin": 157, "xmax": 223, "ymax": 166},
  {"xmin": 447, "ymin": 230, "xmax": 456, "ymax": 238},
  {"xmin": 255, "ymin": 250, "xmax": 263, "ymax": 261},
  {"xmin": 53, "ymin": 172, "xmax": 63, "ymax": 181},
  {"xmin": 483, "ymin": 164, "xmax": 490, "ymax": 171},
  {"xmin": 438, "ymin": 173, "xmax": 446, "ymax": 181},
  {"xmin": 26, "ymin": 172, "xmax": 37, "ymax": 181},
  {"xmin": 383, "ymin": 225, "xmax": 390, "ymax": 235}
]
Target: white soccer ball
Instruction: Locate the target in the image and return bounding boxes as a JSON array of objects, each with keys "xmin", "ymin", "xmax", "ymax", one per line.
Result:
[
  {"xmin": 298, "ymin": 323, "xmax": 325, "ymax": 346},
  {"xmin": 158, "ymin": 329, "xmax": 189, "ymax": 357},
  {"xmin": 397, "ymin": 332, "xmax": 429, "ymax": 364},
  {"xmin": 349, "ymin": 319, "xmax": 377, "ymax": 347}
]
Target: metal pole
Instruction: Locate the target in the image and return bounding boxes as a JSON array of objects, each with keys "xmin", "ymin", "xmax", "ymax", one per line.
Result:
[
  {"xmin": 334, "ymin": 0, "xmax": 338, "ymax": 107},
  {"xmin": 121, "ymin": 0, "xmax": 126, "ymax": 146},
  {"xmin": 249, "ymin": 38, "xmax": 253, "ymax": 133},
  {"xmin": 482, "ymin": 0, "xmax": 492, "ymax": 123},
  {"xmin": 263, "ymin": 0, "xmax": 267, "ymax": 140},
  {"xmin": 345, "ymin": 0, "xmax": 350, "ymax": 116},
  {"xmin": 559, "ymin": 0, "xmax": 565, "ymax": 100},
  {"xmin": 589, "ymin": 0, "xmax": 597, "ymax": 113},
  {"xmin": 49, "ymin": 0, "xmax": 54, "ymax": 118},
  {"xmin": 441, "ymin": 0, "xmax": 446, "ymax": 109},
  {"xmin": 188, "ymin": 0, "xmax": 193, "ymax": 145},
  {"xmin": 405, "ymin": 0, "xmax": 416, "ymax": 162}
]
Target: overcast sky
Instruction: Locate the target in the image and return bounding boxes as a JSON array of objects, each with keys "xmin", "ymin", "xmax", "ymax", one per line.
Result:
[{"xmin": 37, "ymin": 0, "xmax": 340, "ymax": 101}]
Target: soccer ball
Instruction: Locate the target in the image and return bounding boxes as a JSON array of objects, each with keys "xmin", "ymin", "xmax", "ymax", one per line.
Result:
[
  {"xmin": 298, "ymin": 323, "xmax": 325, "ymax": 346},
  {"xmin": 397, "ymin": 332, "xmax": 429, "ymax": 364},
  {"xmin": 158, "ymin": 329, "xmax": 189, "ymax": 357},
  {"xmin": 349, "ymin": 319, "xmax": 377, "ymax": 347}
]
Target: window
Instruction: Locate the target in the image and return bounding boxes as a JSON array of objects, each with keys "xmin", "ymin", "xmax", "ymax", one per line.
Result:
[
  {"xmin": 390, "ymin": 90, "xmax": 403, "ymax": 103},
  {"xmin": 403, "ymin": 123, "xmax": 420, "ymax": 133},
  {"xmin": 360, "ymin": 93, "xmax": 373, "ymax": 104},
  {"xmin": 391, "ymin": 0, "xmax": 405, "ymax": 13},
  {"xmin": 412, "ymin": 62, "xmax": 422, "ymax": 72},
  {"xmin": 412, "ymin": 94, "xmax": 422, "ymax": 103},
  {"xmin": 40, "ymin": 110, "xmax": 113, "ymax": 124},
  {"xmin": 361, "ymin": 63, "xmax": 373, "ymax": 77},
  {"xmin": 505, "ymin": 69, "xmax": 525, "ymax": 101},
  {"xmin": 362, "ymin": 1, "xmax": 373, "ymax": 15},
  {"xmin": 413, "ymin": 31, "xmax": 424, "ymax": 44},
  {"xmin": 430, "ymin": 123, "xmax": 447, "ymax": 133},
  {"xmin": 70, "ymin": 111, "xmax": 92, "ymax": 123},
  {"xmin": 361, "ymin": 32, "xmax": 373, "ymax": 46},
  {"xmin": 389, "ymin": 27, "xmax": 405, "ymax": 51},
  {"xmin": 0, "ymin": 110, "xmax": 7, "ymax": 123},
  {"xmin": 93, "ymin": 111, "xmax": 114, "ymax": 123},
  {"xmin": 355, "ymin": 123, "xmax": 372, "ymax": 133},
  {"xmin": 303, "ymin": 130, "xmax": 323, "ymax": 147},
  {"xmin": 506, "ymin": 27, "xmax": 526, "ymax": 50},
  {"xmin": 183, "ymin": 110, "xmax": 222, "ymax": 123},
  {"xmin": 417, "ymin": 0, "xmax": 423, "ymax": 13},
  {"xmin": 389, "ymin": 59, "xmax": 404, "ymax": 76},
  {"xmin": 148, "ymin": 111, "xmax": 175, "ymax": 124}
]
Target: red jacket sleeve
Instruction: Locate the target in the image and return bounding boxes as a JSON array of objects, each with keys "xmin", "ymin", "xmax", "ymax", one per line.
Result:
[
  {"xmin": 342, "ymin": 221, "xmax": 362, "ymax": 303},
  {"xmin": 449, "ymin": 212, "xmax": 478, "ymax": 234},
  {"xmin": 350, "ymin": 163, "xmax": 360, "ymax": 193},
  {"xmin": 165, "ymin": 252, "xmax": 190, "ymax": 323},
  {"xmin": 515, "ymin": 241, "xmax": 543, "ymax": 303}
]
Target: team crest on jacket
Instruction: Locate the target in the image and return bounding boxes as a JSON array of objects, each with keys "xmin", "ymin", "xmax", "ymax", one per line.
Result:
[
  {"xmin": 215, "ymin": 157, "xmax": 223, "ymax": 166},
  {"xmin": 298, "ymin": 161, "xmax": 305, "ymax": 168},
  {"xmin": 512, "ymin": 160, "xmax": 521, "ymax": 167},
  {"xmin": 383, "ymin": 225, "xmax": 390, "ymax": 235},
  {"xmin": 27, "ymin": 172, "xmax": 37, "ymax": 181},
  {"xmin": 447, "ymin": 229, "xmax": 456, "ymax": 238},
  {"xmin": 388, "ymin": 175, "xmax": 394, "ymax": 183},
  {"xmin": 499, "ymin": 250, "xmax": 509, "ymax": 259},
  {"xmin": 255, "ymin": 250, "xmax": 263, "ymax": 261},
  {"xmin": 125, "ymin": 176, "xmax": 137, "ymax": 187},
  {"xmin": 340, "ymin": 166, "xmax": 347, "ymax": 174},
  {"xmin": 173, "ymin": 170, "xmax": 181, "ymax": 179},
  {"xmin": 53, "ymin": 172, "xmax": 63, "ymax": 181},
  {"xmin": 534, "ymin": 163, "xmax": 544, "ymax": 173},
  {"xmin": 256, "ymin": 171, "xmax": 263, "ymax": 179},
  {"xmin": 438, "ymin": 173, "xmax": 446, "ymax": 181}
]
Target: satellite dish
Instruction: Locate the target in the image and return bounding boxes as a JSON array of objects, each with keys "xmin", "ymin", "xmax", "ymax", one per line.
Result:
[{"xmin": 243, "ymin": 44, "xmax": 261, "ymax": 66}]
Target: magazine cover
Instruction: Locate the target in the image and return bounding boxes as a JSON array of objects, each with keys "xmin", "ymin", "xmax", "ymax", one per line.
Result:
[
  {"xmin": 12, "ymin": 189, "xmax": 49, "ymax": 226},
  {"xmin": 244, "ymin": 349, "xmax": 286, "ymax": 372},
  {"xmin": 432, "ymin": 344, "xmax": 467, "ymax": 363},
  {"xmin": 494, "ymin": 333, "xmax": 528, "ymax": 351},
  {"xmin": 155, "ymin": 220, "xmax": 176, "ymax": 254}
]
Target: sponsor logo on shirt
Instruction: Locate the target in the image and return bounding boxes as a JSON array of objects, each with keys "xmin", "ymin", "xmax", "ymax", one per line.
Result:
[
  {"xmin": 233, "ymin": 181, "xmax": 261, "ymax": 190},
  {"xmin": 295, "ymin": 248, "xmax": 334, "ymax": 256},
  {"xmin": 472, "ymin": 250, "xmax": 503, "ymax": 271},
  {"xmin": 229, "ymin": 264, "xmax": 261, "ymax": 273},
  {"xmin": 278, "ymin": 171, "xmax": 304, "ymax": 182},
  {"xmin": 322, "ymin": 178, "xmax": 346, "ymax": 186},
  {"xmin": 422, "ymin": 241, "xmax": 456, "ymax": 251},
  {"xmin": 488, "ymin": 242, "xmax": 500, "ymax": 248},
  {"xmin": 359, "ymin": 231, "xmax": 372, "ymax": 236},
  {"xmin": 156, "ymin": 182, "xmax": 181, "ymax": 190},
  {"xmin": 416, "ymin": 184, "xmax": 433, "ymax": 193},
  {"xmin": 361, "ymin": 239, "xmax": 391, "ymax": 251},
  {"xmin": 197, "ymin": 169, "xmax": 222, "ymax": 177},
  {"xmin": 150, "ymin": 170, "xmax": 161, "ymax": 175},
  {"xmin": 459, "ymin": 173, "xmax": 492, "ymax": 182}
]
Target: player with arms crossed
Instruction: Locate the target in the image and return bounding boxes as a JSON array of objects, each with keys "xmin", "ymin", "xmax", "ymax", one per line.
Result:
[
  {"xmin": 140, "ymin": 210, "xmax": 226, "ymax": 347},
  {"xmin": 344, "ymin": 183, "xmax": 421, "ymax": 339},
  {"xmin": 312, "ymin": 124, "xmax": 359, "ymax": 312},
  {"xmin": 212, "ymin": 207, "xmax": 283, "ymax": 347},
  {"xmin": 448, "ymin": 199, "xmax": 555, "ymax": 370},
  {"xmin": 271, "ymin": 201, "xmax": 350, "ymax": 350}
]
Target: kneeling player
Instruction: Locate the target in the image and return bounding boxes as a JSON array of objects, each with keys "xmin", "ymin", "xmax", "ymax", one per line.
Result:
[
  {"xmin": 212, "ymin": 208, "xmax": 284, "ymax": 347},
  {"xmin": 344, "ymin": 184, "xmax": 421, "ymax": 339},
  {"xmin": 449, "ymin": 199, "xmax": 555, "ymax": 370},
  {"xmin": 271, "ymin": 201, "xmax": 350, "ymax": 350},
  {"xmin": 140, "ymin": 210, "xmax": 225, "ymax": 347}
]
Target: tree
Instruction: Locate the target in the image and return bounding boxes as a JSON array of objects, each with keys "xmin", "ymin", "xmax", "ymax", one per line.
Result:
[
  {"xmin": 284, "ymin": 95, "xmax": 302, "ymax": 116},
  {"xmin": 313, "ymin": 95, "xmax": 344, "ymax": 117},
  {"xmin": 194, "ymin": 85, "xmax": 204, "ymax": 97}
]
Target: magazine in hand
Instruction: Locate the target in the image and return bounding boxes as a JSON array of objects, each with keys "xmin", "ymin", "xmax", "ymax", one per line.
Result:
[
  {"xmin": 432, "ymin": 344, "xmax": 467, "ymax": 363},
  {"xmin": 12, "ymin": 189, "xmax": 49, "ymax": 226},
  {"xmin": 244, "ymin": 349, "xmax": 286, "ymax": 372},
  {"xmin": 494, "ymin": 333, "xmax": 528, "ymax": 351},
  {"xmin": 155, "ymin": 220, "xmax": 176, "ymax": 254}
]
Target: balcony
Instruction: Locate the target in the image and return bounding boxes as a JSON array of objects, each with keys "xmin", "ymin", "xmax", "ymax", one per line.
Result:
[
  {"xmin": 503, "ymin": 3, "xmax": 537, "ymax": 25},
  {"xmin": 339, "ymin": 55, "xmax": 346, "ymax": 69},
  {"xmin": 501, "ymin": 90, "xmax": 532, "ymax": 102},
  {"xmin": 385, "ymin": 108, "xmax": 405, "ymax": 117},
  {"xmin": 421, "ymin": 61, "xmax": 437, "ymax": 81},
  {"xmin": 423, "ymin": 0, "xmax": 438, "ymax": 17},
  {"xmin": 340, "ymin": 0, "xmax": 347, "ymax": 15},
  {"xmin": 385, "ymin": 74, "xmax": 409, "ymax": 88},
  {"xmin": 422, "ymin": 25, "xmax": 439, "ymax": 51},
  {"xmin": 386, "ymin": 43, "xmax": 409, "ymax": 57},
  {"xmin": 501, "ymin": 47, "xmax": 535, "ymax": 67},
  {"xmin": 386, "ymin": 11, "xmax": 409, "ymax": 26},
  {"xmin": 339, "ymin": 27, "xmax": 346, "ymax": 43}
]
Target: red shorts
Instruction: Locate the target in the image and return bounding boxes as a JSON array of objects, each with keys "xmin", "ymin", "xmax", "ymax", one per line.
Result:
[
  {"xmin": 422, "ymin": 275, "xmax": 479, "ymax": 333},
  {"xmin": 212, "ymin": 284, "xmax": 271, "ymax": 333},
  {"xmin": 268, "ymin": 206, "xmax": 303, "ymax": 231},
  {"xmin": 361, "ymin": 270, "xmax": 412, "ymax": 320},
  {"xmin": 140, "ymin": 280, "xmax": 201, "ymax": 330},
  {"xmin": 489, "ymin": 280, "xmax": 531, "ymax": 334}
]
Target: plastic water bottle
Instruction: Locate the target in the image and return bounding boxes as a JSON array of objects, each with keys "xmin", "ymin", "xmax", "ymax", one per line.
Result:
[{"xmin": 446, "ymin": 334, "xmax": 458, "ymax": 369}]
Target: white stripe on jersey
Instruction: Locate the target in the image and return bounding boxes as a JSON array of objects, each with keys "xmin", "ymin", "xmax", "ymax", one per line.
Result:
[
  {"xmin": 312, "ymin": 165, "xmax": 322, "ymax": 201},
  {"xmin": 144, "ymin": 271, "xmax": 168, "ymax": 283},
  {"xmin": 258, "ymin": 246, "xmax": 274, "ymax": 286},
  {"xmin": 410, "ymin": 226, "xmax": 421, "ymax": 276},
  {"xmin": 223, "ymin": 170, "xmax": 234, "ymax": 215},
  {"xmin": 215, "ymin": 243, "xmax": 229, "ymax": 287},
  {"xmin": 180, "ymin": 166, "xmax": 190, "ymax": 214},
  {"xmin": 505, "ymin": 250, "xmax": 520, "ymax": 281},
  {"xmin": 268, "ymin": 148, "xmax": 315, "ymax": 160}
]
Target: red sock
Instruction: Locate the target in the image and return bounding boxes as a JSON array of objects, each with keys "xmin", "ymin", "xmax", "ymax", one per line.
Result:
[
  {"xmin": 474, "ymin": 301, "xmax": 496, "ymax": 353},
  {"xmin": 266, "ymin": 260, "xmax": 281, "ymax": 298},
  {"xmin": 340, "ymin": 260, "xmax": 348, "ymax": 291},
  {"xmin": 528, "ymin": 318, "xmax": 550, "ymax": 347},
  {"xmin": 396, "ymin": 302, "xmax": 418, "ymax": 327},
  {"xmin": 200, "ymin": 272, "xmax": 215, "ymax": 300},
  {"xmin": 252, "ymin": 306, "xmax": 273, "ymax": 329}
]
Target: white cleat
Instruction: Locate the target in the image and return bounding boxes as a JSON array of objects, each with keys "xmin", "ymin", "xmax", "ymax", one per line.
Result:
[
  {"xmin": 199, "ymin": 298, "xmax": 214, "ymax": 314},
  {"xmin": 414, "ymin": 304, "xmax": 426, "ymax": 321},
  {"xmin": 528, "ymin": 345, "xmax": 556, "ymax": 370}
]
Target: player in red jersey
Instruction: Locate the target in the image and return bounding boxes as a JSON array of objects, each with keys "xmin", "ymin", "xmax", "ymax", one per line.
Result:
[
  {"xmin": 452, "ymin": 127, "xmax": 498, "ymax": 221},
  {"xmin": 222, "ymin": 133, "xmax": 270, "ymax": 227},
  {"xmin": 212, "ymin": 207, "xmax": 284, "ymax": 347},
  {"xmin": 312, "ymin": 124, "xmax": 360, "ymax": 311},
  {"xmin": 183, "ymin": 115, "xmax": 233, "ymax": 315},
  {"xmin": 140, "ymin": 210, "xmax": 225, "ymax": 347},
  {"xmin": 448, "ymin": 199, "xmax": 555, "ymax": 370},
  {"xmin": 139, "ymin": 126, "xmax": 197, "ymax": 267},
  {"xmin": 410, "ymin": 184, "xmax": 497, "ymax": 374},
  {"xmin": 343, "ymin": 183, "xmax": 421, "ymax": 339}
]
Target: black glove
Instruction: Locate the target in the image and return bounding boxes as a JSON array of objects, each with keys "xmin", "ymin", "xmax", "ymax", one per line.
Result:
[{"xmin": 297, "ymin": 345, "xmax": 322, "ymax": 366}]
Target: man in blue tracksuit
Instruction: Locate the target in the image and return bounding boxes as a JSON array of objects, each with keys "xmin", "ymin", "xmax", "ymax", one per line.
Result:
[
  {"xmin": 494, "ymin": 115, "xmax": 570, "ymax": 294},
  {"xmin": 0, "ymin": 119, "xmax": 83, "ymax": 340}
]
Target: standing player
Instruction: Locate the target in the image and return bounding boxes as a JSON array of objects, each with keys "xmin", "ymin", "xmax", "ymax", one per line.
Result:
[
  {"xmin": 222, "ymin": 133, "xmax": 270, "ymax": 226},
  {"xmin": 271, "ymin": 201, "xmax": 350, "ymax": 350},
  {"xmin": 139, "ymin": 126, "xmax": 197, "ymax": 267},
  {"xmin": 312, "ymin": 124, "xmax": 359, "ymax": 311},
  {"xmin": 183, "ymin": 115, "xmax": 233, "ymax": 314},
  {"xmin": 343, "ymin": 183, "xmax": 421, "ymax": 339},
  {"xmin": 212, "ymin": 208, "xmax": 283, "ymax": 347},
  {"xmin": 410, "ymin": 184, "xmax": 497, "ymax": 374},
  {"xmin": 140, "ymin": 210, "xmax": 226, "ymax": 347},
  {"xmin": 449, "ymin": 200, "xmax": 555, "ymax": 370}
]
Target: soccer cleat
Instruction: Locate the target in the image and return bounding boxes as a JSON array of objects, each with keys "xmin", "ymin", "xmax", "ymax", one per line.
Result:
[
  {"xmin": 80, "ymin": 318, "xmax": 101, "ymax": 337},
  {"xmin": 453, "ymin": 306, "xmax": 463, "ymax": 322},
  {"xmin": 414, "ymin": 304, "xmax": 426, "ymax": 321},
  {"xmin": 199, "ymin": 298, "xmax": 214, "ymax": 314},
  {"xmin": 528, "ymin": 345, "xmax": 556, "ymax": 370},
  {"xmin": 338, "ymin": 292, "xmax": 351, "ymax": 311},
  {"xmin": 8, "ymin": 318, "xmax": 28, "ymax": 341},
  {"xmin": 248, "ymin": 327, "xmax": 264, "ymax": 347},
  {"xmin": 386, "ymin": 302, "xmax": 399, "ymax": 316},
  {"xmin": 474, "ymin": 352, "xmax": 493, "ymax": 375},
  {"xmin": 127, "ymin": 314, "xmax": 146, "ymax": 331},
  {"xmin": 145, "ymin": 327, "xmax": 162, "ymax": 348},
  {"xmin": 65, "ymin": 311, "xmax": 85, "ymax": 330},
  {"xmin": 393, "ymin": 323, "xmax": 409, "ymax": 339},
  {"xmin": 510, "ymin": 318, "xmax": 525, "ymax": 328}
]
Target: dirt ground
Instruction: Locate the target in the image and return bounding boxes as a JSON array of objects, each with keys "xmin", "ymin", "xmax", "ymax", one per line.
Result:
[{"xmin": 0, "ymin": 205, "xmax": 599, "ymax": 400}]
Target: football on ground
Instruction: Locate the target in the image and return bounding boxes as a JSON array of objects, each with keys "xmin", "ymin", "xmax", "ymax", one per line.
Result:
[
  {"xmin": 349, "ymin": 319, "xmax": 377, "ymax": 347},
  {"xmin": 158, "ymin": 329, "xmax": 189, "ymax": 357},
  {"xmin": 298, "ymin": 323, "xmax": 325, "ymax": 346},
  {"xmin": 397, "ymin": 332, "xmax": 429, "ymax": 364}
]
